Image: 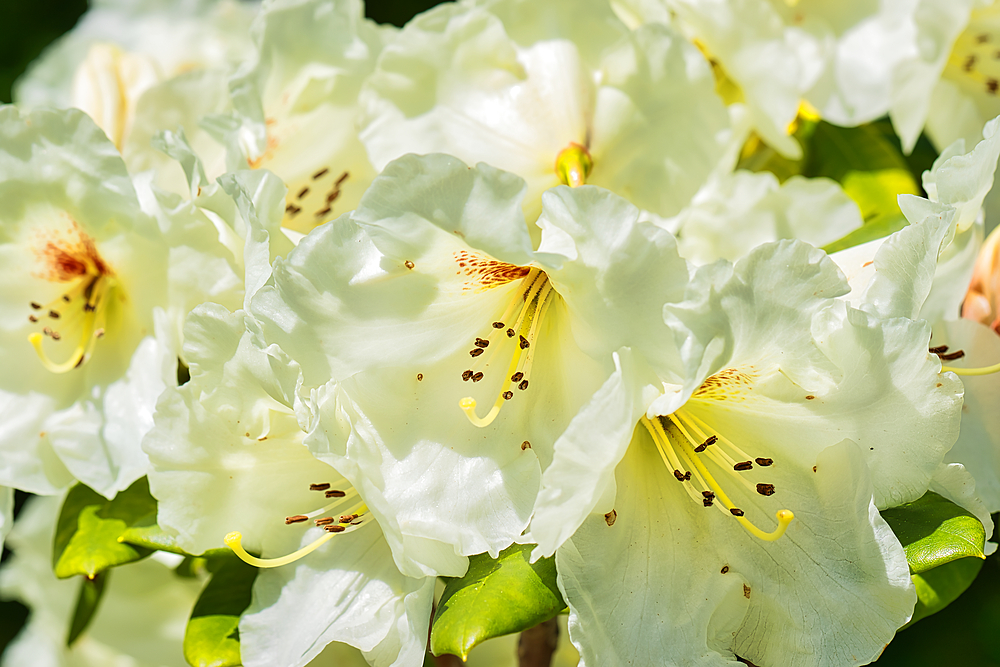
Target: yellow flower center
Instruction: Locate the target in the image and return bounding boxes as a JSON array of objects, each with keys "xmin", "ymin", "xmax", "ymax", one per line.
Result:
[
  {"xmin": 27, "ymin": 224, "xmax": 118, "ymax": 373},
  {"xmin": 946, "ymin": 7, "xmax": 1000, "ymax": 98},
  {"xmin": 459, "ymin": 267, "xmax": 556, "ymax": 428}
]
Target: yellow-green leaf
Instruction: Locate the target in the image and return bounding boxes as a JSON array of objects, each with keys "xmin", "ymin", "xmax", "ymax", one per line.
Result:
[
  {"xmin": 119, "ymin": 514, "xmax": 228, "ymax": 559},
  {"xmin": 881, "ymin": 492, "xmax": 987, "ymax": 574},
  {"xmin": 66, "ymin": 570, "xmax": 108, "ymax": 646},
  {"xmin": 52, "ymin": 478, "xmax": 157, "ymax": 579},
  {"xmin": 183, "ymin": 554, "xmax": 258, "ymax": 667},
  {"xmin": 430, "ymin": 544, "xmax": 565, "ymax": 660},
  {"xmin": 906, "ymin": 556, "xmax": 984, "ymax": 627}
]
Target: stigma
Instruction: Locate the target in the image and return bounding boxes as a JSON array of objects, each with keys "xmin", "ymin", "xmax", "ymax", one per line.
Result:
[
  {"xmin": 27, "ymin": 224, "xmax": 117, "ymax": 373},
  {"xmin": 555, "ymin": 142, "xmax": 593, "ymax": 187},
  {"xmin": 225, "ymin": 481, "xmax": 370, "ymax": 569},
  {"xmin": 459, "ymin": 268, "xmax": 555, "ymax": 427},
  {"xmin": 641, "ymin": 410, "xmax": 794, "ymax": 543}
]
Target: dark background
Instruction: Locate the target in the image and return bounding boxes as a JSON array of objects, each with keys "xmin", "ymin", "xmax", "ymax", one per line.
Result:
[{"xmin": 0, "ymin": 1, "xmax": 998, "ymax": 665}]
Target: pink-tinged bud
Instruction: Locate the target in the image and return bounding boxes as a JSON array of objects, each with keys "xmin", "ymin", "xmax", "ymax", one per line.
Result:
[{"xmin": 963, "ymin": 225, "xmax": 1000, "ymax": 334}]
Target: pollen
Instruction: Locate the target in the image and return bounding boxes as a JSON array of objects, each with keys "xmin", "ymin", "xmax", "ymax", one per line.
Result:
[{"xmin": 27, "ymin": 221, "xmax": 118, "ymax": 373}]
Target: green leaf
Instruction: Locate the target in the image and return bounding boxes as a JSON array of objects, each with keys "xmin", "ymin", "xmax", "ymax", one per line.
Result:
[
  {"xmin": 430, "ymin": 543, "xmax": 565, "ymax": 660},
  {"xmin": 881, "ymin": 492, "xmax": 987, "ymax": 574},
  {"xmin": 52, "ymin": 478, "xmax": 158, "ymax": 579},
  {"xmin": 66, "ymin": 570, "xmax": 109, "ymax": 646},
  {"xmin": 118, "ymin": 514, "xmax": 229, "ymax": 559},
  {"xmin": 906, "ymin": 556, "xmax": 985, "ymax": 627},
  {"xmin": 183, "ymin": 554, "xmax": 258, "ymax": 667},
  {"xmin": 806, "ymin": 122, "xmax": 920, "ymax": 253}
]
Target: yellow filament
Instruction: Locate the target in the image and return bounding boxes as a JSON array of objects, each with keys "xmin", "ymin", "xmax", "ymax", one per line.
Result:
[
  {"xmin": 460, "ymin": 276, "xmax": 552, "ymax": 428},
  {"xmin": 642, "ymin": 419, "xmax": 704, "ymax": 505},
  {"xmin": 668, "ymin": 414, "xmax": 756, "ymax": 495},
  {"xmin": 555, "ymin": 143, "xmax": 593, "ymax": 187},
  {"xmin": 942, "ymin": 361, "xmax": 1000, "ymax": 376},
  {"xmin": 644, "ymin": 416, "xmax": 794, "ymax": 542},
  {"xmin": 225, "ymin": 531, "xmax": 335, "ymax": 569},
  {"xmin": 29, "ymin": 276, "xmax": 113, "ymax": 373}
]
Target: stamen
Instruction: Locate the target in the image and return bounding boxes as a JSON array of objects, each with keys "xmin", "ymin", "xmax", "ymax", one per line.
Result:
[
  {"xmin": 28, "ymin": 274, "xmax": 116, "ymax": 374},
  {"xmin": 644, "ymin": 415, "xmax": 794, "ymax": 542},
  {"xmin": 460, "ymin": 273, "xmax": 553, "ymax": 427},
  {"xmin": 310, "ymin": 483, "xmax": 331, "ymax": 491}
]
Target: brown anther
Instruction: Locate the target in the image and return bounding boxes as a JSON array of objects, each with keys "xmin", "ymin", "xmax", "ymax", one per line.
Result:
[
  {"xmin": 470, "ymin": 348, "xmax": 484, "ymax": 358},
  {"xmin": 335, "ymin": 172, "xmax": 350, "ymax": 186},
  {"xmin": 472, "ymin": 372, "xmax": 484, "ymax": 382},
  {"xmin": 325, "ymin": 489, "xmax": 346, "ymax": 498},
  {"xmin": 315, "ymin": 517, "xmax": 335, "ymax": 526},
  {"xmin": 297, "ymin": 186, "xmax": 310, "ymax": 199},
  {"xmin": 339, "ymin": 514, "xmax": 357, "ymax": 523},
  {"xmin": 989, "ymin": 78, "xmax": 999, "ymax": 94},
  {"xmin": 94, "ymin": 328, "xmax": 105, "ymax": 338},
  {"xmin": 733, "ymin": 461, "xmax": 753, "ymax": 472},
  {"xmin": 756, "ymin": 483, "xmax": 776, "ymax": 496},
  {"xmin": 940, "ymin": 350, "xmax": 966, "ymax": 361},
  {"xmin": 285, "ymin": 515, "xmax": 309, "ymax": 524},
  {"xmin": 474, "ymin": 338, "xmax": 489, "ymax": 348},
  {"xmin": 503, "ymin": 391, "xmax": 514, "ymax": 400},
  {"xmin": 929, "ymin": 345, "xmax": 949, "ymax": 354},
  {"xmin": 309, "ymin": 483, "xmax": 331, "ymax": 491},
  {"xmin": 84, "ymin": 303, "xmax": 96, "ymax": 312},
  {"xmin": 521, "ymin": 440, "xmax": 531, "ymax": 450},
  {"xmin": 965, "ymin": 54, "xmax": 977, "ymax": 72},
  {"xmin": 416, "ymin": 373, "xmax": 424, "ymax": 381},
  {"xmin": 48, "ymin": 310, "xmax": 60, "ymax": 319},
  {"xmin": 754, "ymin": 457, "xmax": 773, "ymax": 467},
  {"xmin": 506, "ymin": 328, "xmax": 515, "ymax": 337},
  {"xmin": 315, "ymin": 207, "xmax": 332, "ymax": 218},
  {"xmin": 519, "ymin": 335, "xmax": 530, "ymax": 349},
  {"xmin": 492, "ymin": 322, "xmax": 505, "ymax": 329},
  {"xmin": 61, "ymin": 295, "xmax": 71, "ymax": 302},
  {"xmin": 672, "ymin": 469, "xmax": 687, "ymax": 482},
  {"xmin": 730, "ymin": 508, "xmax": 745, "ymax": 517},
  {"xmin": 703, "ymin": 498, "xmax": 714, "ymax": 507},
  {"xmin": 28, "ymin": 315, "xmax": 38, "ymax": 323},
  {"xmin": 30, "ymin": 302, "xmax": 41, "ymax": 310},
  {"xmin": 462, "ymin": 370, "xmax": 474, "ymax": 381},
  {"xmin": 518, "ymin": 380, "xmax": 529, "ymax": 390},
  {"xmin": 42, "ymin": 327, "xmax": 53, "ymax": 337},
  {"xmin": 325, "ymin": 525, "xmax": 346, "ymax": 533},
  {"xmin": 50, "ymin": 331, "xmax": 62, "ymax": 341},
  {"xmin": 404, "ymin": 260, "xmax": 415, "ymax": 269},
  {"xmin": 721, "ymin": 565, "xmax": 730, "ymax": 574},
  {"xmin": 511, "ymin": 372, "xmax": 524, "ymax": 382},
  {"xmin": 326, "ymin": 191, "xmax": 341, "ymax": 203},
  {"xmin": 694, "ymin": 435, "xmax": 717, "ymax": 453},
  {"xmin": 604, "ymin": 509, "xmax": 617, "ymax": 526},
  {"xmin": 312, "ymin": 167, "xmax": 329, "ymax": 180}
]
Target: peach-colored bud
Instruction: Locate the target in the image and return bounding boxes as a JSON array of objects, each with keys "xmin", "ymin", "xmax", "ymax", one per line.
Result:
[{"xmin": 963, "ymin": 225, "xmax": 1000, "ymax": 334}]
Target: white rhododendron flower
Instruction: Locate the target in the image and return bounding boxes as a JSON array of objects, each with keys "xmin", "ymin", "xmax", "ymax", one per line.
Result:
[
  {"xmin": 15, "ymin": 0, "xmax": 259, "ymax": 194},
  {"xmin": 144, "ymin": 303, "xmax": 435, "ymax": 667},
  {"xmin": 0, "ymin": 495, "xmax": 203, "ymax": 667},
  {"xmin": 833, "ymin": 116, "xmax": 1000, "ymax": 517},
  {"xmin": 251, "ymin": 153, "xmax": 691, "ymax": 572},
  {"xmin": 213, "ymin": 0, "xmax": 390, "ymax": 234},
  {"xmin": 360, "ymin": 0, "xmax": 729, "ymax": 234},
  {"xmin": 533, "ymin": 240, "xmax": 962, "ymax": 666},
  {"xmin": 0, "ymin": 107, "xmax": 244, "ymax": 497},
  {"xmin": 669, "ymin": 170, "xmax": 864, "ymax": 265}
]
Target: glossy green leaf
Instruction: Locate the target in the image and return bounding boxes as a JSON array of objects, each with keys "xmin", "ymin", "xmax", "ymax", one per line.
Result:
[
  {"xmin": 66, "ymin": 570, "xmax": 108, "ymax": 646},
  {"xmin": 881, "ymin": 492, "xmax": 987, "ymax": 574},
  {"xmin": 119, "ymin": 514, "xmax": 228, "ymax": 559},
  {"xmin": 430, "ymin": 543, "xmax": 565, "ymax": 660},
  {"xmin": 807, "ymin": 122, "xmax": 919, "ymax": 253},
  {"xmin": 52, "ymin": 478, "xmax": 157, "ymax": 579},
  {"xmin": 183, "ymin": 554, "xmax": 258, "ymax": 667},
  {"xmin": 906, "ymin": 556, "xmax": 984, "ymax": 627}
]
